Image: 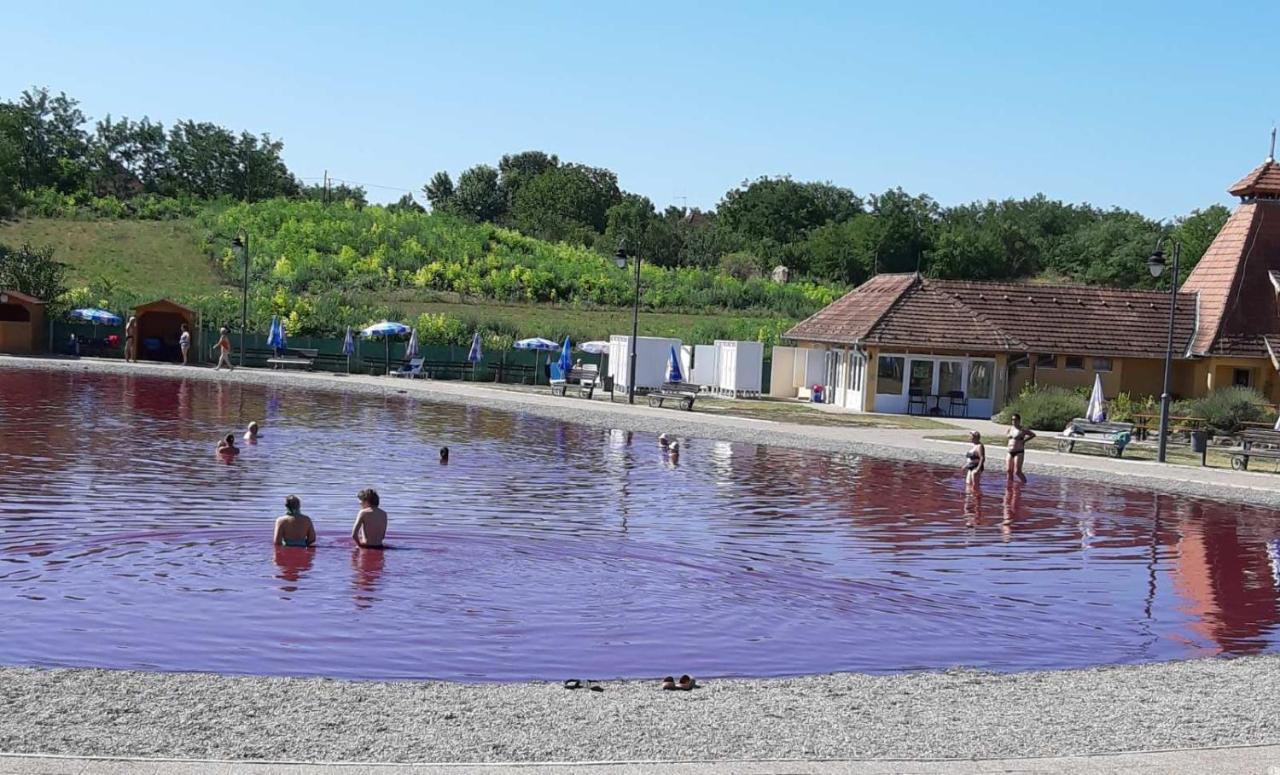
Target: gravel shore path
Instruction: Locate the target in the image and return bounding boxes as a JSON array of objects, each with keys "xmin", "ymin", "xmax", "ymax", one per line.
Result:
[
  {"xmin": 2, "ymin": 657, "xmax": 1279, "ymax": 763},
  {"xmin": 4, "ymin": 356, "xmax": 1280, "ymax": 764}
]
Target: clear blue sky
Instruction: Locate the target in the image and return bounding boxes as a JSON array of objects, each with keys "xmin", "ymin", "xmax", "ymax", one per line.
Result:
[{"xmin": 2, "ymin": 1, "xmax": 1275, "ymax": 215}]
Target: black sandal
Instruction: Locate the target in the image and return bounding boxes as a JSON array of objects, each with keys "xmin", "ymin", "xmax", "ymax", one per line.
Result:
[{"xmin": 563, "ymin": 679, "xmax": 583, "ymax": 690}]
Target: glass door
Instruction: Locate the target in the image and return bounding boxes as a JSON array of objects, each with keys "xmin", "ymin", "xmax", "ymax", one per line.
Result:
[{"xmin": 908, "ymin": 359, "xmax": 935, "ymax": 414}]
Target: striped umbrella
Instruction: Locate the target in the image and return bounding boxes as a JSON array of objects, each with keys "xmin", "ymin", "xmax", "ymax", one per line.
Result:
[
  {"xmin": 68, "ymin": 307, "xmax": 123, "ymax": 340},
  {"xmin": 514, "ymin": 337, "xmax": 560, "ymax": 385},
  {"xmin": 361, "ymin": 321, "xmax": 411, "ymax": 374},
  {"xmin": 578, "ymin": 340, "xmax": 609, "ymax": 375},
  {"xmin": 342, "ymin": 325, "xmax": 355, "ymax": 374},
  {"xmin": 467, "ymin": 332, "xmax": 483, "ymax": 381}
]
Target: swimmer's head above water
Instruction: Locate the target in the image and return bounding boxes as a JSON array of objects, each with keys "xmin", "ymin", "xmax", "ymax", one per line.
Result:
[{"xmin": 284, "ymin": 494, "xmax": 302, "ymax": 516}]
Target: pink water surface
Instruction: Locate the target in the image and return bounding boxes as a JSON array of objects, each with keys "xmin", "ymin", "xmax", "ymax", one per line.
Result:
[{"xmin": 2, "ymin": 367, "xmax": 1280, "ymax": 681}]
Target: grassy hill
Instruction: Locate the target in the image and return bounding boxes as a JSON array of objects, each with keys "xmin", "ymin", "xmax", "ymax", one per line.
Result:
[{"xmin": 0, "ymin": 213, "xmax": 797, "ymax": 345}]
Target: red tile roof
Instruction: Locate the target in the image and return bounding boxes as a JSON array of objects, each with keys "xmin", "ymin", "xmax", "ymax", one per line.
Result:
[
  {"xmin": 1181, "ymin": 200, "xmax": 1280, "ymax": 358},
  {"xmin": 786, "ymin": 274, "xmax": 1197, "ymax": 358},
  {"xmin": 1229, "ymin": 160, "xmax": 1280, "ymax": 199}
]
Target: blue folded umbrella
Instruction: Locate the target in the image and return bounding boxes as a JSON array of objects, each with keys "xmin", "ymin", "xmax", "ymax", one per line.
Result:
[
  {"xmin": 667, "ymin": 345, "xmax": 684, "ymax": 383},
  {"xmin": 266, "ymin": 316, "xmax": 286, "ymax": 350},
  {"xmin": 558, "ymin": 336, "xmax": 573, "ymax": 373},
  {"xmin": 467, "ymin": 332, "xmax": 483, "ymax": 363}
]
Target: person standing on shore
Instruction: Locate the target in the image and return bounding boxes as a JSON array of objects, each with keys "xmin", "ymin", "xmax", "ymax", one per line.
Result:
[
  {"xmin": 211, "ymin": 327, "xmax": 234, "ymax": 371},
  {"xmin": 179, "ymin": 324, "xmax": 191, "ymax": 365},
  {"xmin": 1005, "ymin": 413, "xmax": 1035, "ymax": 484},
  {"xmin": 124, "ymin": 316, "xmax": 138, "ymax": 363}
]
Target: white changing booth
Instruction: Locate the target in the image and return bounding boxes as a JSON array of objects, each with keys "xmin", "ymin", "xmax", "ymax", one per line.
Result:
[
  {"xmin": 690, "ymin": 344, "xmax": 717, "ymax": 388},
  {"xmin": 712, "ymin": 340, "xmax": 763, "ymax": 397},
  {"xmin": 608, "ymin": 335, "xmax": 682, "ymax": 392}
]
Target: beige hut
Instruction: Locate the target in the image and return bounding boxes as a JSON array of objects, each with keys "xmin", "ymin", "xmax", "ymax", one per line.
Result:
[
  {"xmin": 0, "ymin": 290, "xmax": 47, "ymax": 355},
  {"xmin": 133, "ymin": 299, "xmax": 197, "ymax": 361}
]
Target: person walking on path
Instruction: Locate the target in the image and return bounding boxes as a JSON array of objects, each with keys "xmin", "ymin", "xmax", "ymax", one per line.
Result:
[
  {"xmin": 1005, "ymin": 413, "xmax": 1035, "ymax": 484},
  {"xmin": 211, "ymin": 327, "xmax": 234, "ymax": 371},
  {"xmin": 179, "ymin": 324, "xmax": 191, "ymax": 365},
  {"xmin": 124, "ymin": 316, "xmax": 138, "ymax": 363}
]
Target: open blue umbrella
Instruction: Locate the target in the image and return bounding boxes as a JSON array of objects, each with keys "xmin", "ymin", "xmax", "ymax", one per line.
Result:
[
  {"xmin": 667, "ymin": 345, "xmax": 684, "ymax": 384},
  {"xmin": 514, "ymin": 337, "xmax": 560, "ymax": 385},
  {"xmin": 467, "ymin": 332, "xmax": 483, "ymax": 380},
  {"xmin": 361, "ymin": 321, "xmax": 411, "ymax": 374},
  {"xmin": 342, "ymin": 325, "xmax": 355, "ymax": 374},
  {"xmin": 68, "ymin": 307, "xmax": 123, "ymax": 341},
  {"xmin": 557, "ymin": 335, "xmax": 573, "ymax": 377}
]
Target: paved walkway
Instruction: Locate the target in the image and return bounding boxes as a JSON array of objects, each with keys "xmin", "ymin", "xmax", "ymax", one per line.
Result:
[{"xmin": 3, "ymin": 746, "xmax": 1280, "ymax": 774}]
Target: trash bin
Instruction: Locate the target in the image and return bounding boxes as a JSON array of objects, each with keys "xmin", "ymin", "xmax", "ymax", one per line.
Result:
[{"xmin": 1190, "ymin": 430, "xmax": 1208, "ymax": 454}]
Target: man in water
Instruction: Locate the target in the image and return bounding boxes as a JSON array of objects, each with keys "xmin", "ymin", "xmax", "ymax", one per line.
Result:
[
  {"xmin": 274, "ymin": 495, "xmax": 316, "ymax": 548},
  {"xmin": 244, "ymin": 421, "xmax": 260, "ymax": 441},
  {"xmin": 216, "ymin": 433, "xmax": 239, "ymax": 456},
  {"xmin": 351, "ymin": 488, "xmax": 387, "ymax": 548}
]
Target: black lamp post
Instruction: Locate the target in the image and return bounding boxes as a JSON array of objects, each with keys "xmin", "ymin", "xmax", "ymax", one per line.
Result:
[
  {"xmin": 1146, "ymin": 237, "xmax": 1181, "ymax": 464},
  {"xmin": 232, "ymin": 232, "xmax": 250, "ymax": 367},
  {"xmin": 614, "ymin": 243, "xmax": 641, "ymax": 404}
]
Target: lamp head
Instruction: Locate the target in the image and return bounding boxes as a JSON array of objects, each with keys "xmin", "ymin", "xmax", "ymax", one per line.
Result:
[
  {"xmin": 613, "ymin": 245, "xmax": 627, "ymax": 269},
  {"xmin": 1147, "ymin": 247, "xmax": 1166, "ymax": 278},
  {"xmin": 232, "ymin": 235, "xmax": 246, "ymax": 261}
]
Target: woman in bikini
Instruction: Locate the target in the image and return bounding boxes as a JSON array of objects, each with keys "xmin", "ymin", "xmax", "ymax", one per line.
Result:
[
  {"xmin": 963, "ymin": 430, "xmax": 986, "ymax": 488},
  {"xmin": 1005, "ymin": 413, "xmax": 1035, "ymax": 483},
  {"xmin": 273, "ymin": 495, "xmax": 316, "ymax": 548}
]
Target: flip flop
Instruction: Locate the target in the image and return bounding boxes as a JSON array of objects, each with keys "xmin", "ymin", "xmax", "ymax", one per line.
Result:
[
  {"xmin": 563, "ymin": 679, "xmax": 582, "ymax": 690},
  {"xmin": 585, "ymin": 680, "xmax": 604, "ymax": 692},
  {"xmin": 676, "ymin": 674, "xmax": 696, "ymax": 691},
  {"xmin": 661, "ymin": 676, "xmax": 676, "ymax": 691}
]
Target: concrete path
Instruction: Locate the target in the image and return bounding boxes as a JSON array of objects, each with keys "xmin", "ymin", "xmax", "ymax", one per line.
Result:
[{"xmin": 4, "ymin": 746, "xmax": 1280, "ymax": 774}]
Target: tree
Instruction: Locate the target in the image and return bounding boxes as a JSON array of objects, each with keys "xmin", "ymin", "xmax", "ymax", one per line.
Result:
[
  {"xmin": 498, "ymin": 150, "xmax": 558, "ymax": 211},
  {"xmin": 388, "ymin": 193, "xmax": 425, "ymax": 213},
  {"xmin": 5, "ymin": 87, "xmax": 90, "ymax": 192},
  {"xmin": 0, "ymin": 242, "xmax": 68, "ymax": 302},
  {"xmin": 450, "ymin": 165, "xmax": 504, "ymax": 222},
  {"xmin": 603, "ymin": 195, "xmax": 682, "ymax": 266},
  {"xmin": 1044, "ymin": 210, "xmax": 1161, "ymax": 287},
  {"xmin": 717, "ymin": 177, "xmax": 861, "ymax": 246},
  {"xmin": 90, "ymin": 115, "xmax": 169, "ymax": 196},
  {"xmin": 0, "ymin": 109, "xmax": 22, "ymax": 215},
  {"xmin": 863, "ymin": 188, "xmax": 939, "ymax": 274},
  {"xmin": 511, "ymin": 163, "xmax": 622, "ymax": 243},
  {"xmin": 423, "ymin": 171, "xmax": 455, "ymax": 212},
  {"xmin": 299, "ymin": 182, "xmax": 368, "ymax": 207}
]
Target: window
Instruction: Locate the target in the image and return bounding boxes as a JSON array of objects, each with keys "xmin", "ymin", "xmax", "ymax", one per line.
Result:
[
  {"xmin": 0, "ymin": 303, "xmax": 30, "ymax": 323},
  {"xmin": 1035, "ymin": 354, "xmax": 1057, "ymax": 369},
  {"xmin": 1234, "ymin": 368, "xmax": 1252, "ymax": 387},
  {"xmin": 1092, "ymin": 357, "xmax": 1114, "ymax": 372},
  {"xmin": 876, "ymin": 356, "xmax": 904, "ymax": 395},
  {"xmin": 938, "ymin": 361, "xmax": 964, "ymax": 395},
  {"xmin": 968, "ymin": 361, "xmax": 993, "ymax": 399},
  {"xmin": 1064, "ymin": 356, "xmax": 1084, "ymax": 371},
  {"xmin": 909, "ymin": 360, "xmax": 935, "ymax": 395}
]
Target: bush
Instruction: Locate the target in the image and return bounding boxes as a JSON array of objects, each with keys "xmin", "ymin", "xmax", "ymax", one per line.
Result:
[
  {"xmin": 995, "ymin": 384, "xmax": 1086, "ymax": 431},
  {"xmin": 1173, "ymin": 386, "xmax": 1274, "ymax": 434},
  {"xmin": 1105, "ymin": 391, "xmax": 1157, "ymax": 423}
]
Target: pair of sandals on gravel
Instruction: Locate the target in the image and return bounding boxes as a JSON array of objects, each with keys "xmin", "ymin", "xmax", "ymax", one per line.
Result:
[{"xmin": 562, "ymin": 675, "xmax": 697, "ymax": 692}]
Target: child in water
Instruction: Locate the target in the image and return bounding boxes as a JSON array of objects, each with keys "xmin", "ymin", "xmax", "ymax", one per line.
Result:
[
  {"xmin": 216, "ymin": 433, "xmax": 239, "ymax": 456},
  {"xmin": 244, "ymin": 421, "xmax": 260, "ymax": 442},
  {"xmin": 351, "ymin": 488, "xmax": 388, "ymax": 549}
]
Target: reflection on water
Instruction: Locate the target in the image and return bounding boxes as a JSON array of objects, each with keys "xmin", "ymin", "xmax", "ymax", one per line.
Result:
[{"xmin": 3, "ymin": 368, "xmax": 1280, "ymax": 680}]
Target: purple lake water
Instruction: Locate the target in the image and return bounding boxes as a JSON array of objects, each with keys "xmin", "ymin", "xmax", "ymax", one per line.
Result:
[{"xmin": 2, "ymin": 367, "xmax": 1280, "ymax": 681}]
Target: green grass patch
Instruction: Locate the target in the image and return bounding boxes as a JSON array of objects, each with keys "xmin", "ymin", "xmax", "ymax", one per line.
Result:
[{"xmin": 698, "ymin": 399, "xmax": 953, "ymax": 429}]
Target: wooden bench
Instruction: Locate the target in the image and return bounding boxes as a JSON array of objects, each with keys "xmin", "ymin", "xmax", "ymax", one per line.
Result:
[
  {"xmin": 1229, "ymin": 428, "xmax": 1280, "ymax": 471},
  {"xmin": 551, "ymin": 367, "xmax": 599, "ymax": 399},
  {"xmin": 267, "ymin": 347, "xmax": 318, "ymax": 370},
  {"xmin": 1057, "ymin": 418, "xmax": 1135, "ymax": 458},
  {"xmin": 647, "ymin": 381, "xmax": 700, "ymax": 411}
]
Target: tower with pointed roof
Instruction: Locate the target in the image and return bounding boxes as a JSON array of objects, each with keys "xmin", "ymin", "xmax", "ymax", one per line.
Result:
[{"xmin": 1180, "ymin": 139, "xmax": 1280, "ymax": 397}]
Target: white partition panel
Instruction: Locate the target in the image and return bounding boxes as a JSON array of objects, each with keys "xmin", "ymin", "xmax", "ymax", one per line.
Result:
[
  {"xmin": 608, "ymin": 335, "xmax": 682, "ymax": 391},
  {"xmin": 712, "ymin": 340, "xmax": 764, "ymax": 397}
]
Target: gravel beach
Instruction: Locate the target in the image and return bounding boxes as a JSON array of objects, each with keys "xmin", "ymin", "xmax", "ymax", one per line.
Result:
[
  {"xmin": 1, "ymin": 657, "xmax": 1279, "ymax": 762},
  {"xmin": 4, "ymin": 355, "xmax": 1280, "ymax": 764}
]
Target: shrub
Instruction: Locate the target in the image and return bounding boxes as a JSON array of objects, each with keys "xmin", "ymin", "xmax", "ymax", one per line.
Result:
[
  {"xmin": 1105, "ymin": 391, "xmax": 1157, "ymax": 423},
  {"xmin": 1173, "ymin": 386, "xmax": 1274, "ymax": 434},
  {"xmin": 995, "ymin": 384, "xmax": 1086, "ymax": 431}
]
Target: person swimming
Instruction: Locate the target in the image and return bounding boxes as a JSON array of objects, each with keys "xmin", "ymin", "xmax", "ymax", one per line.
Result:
[
  {"xmin": 216, "ymin": 433, "xmax": 239, "ymax": 456},
  {"xmin": 439, "ymin": 446, "xmax": 449, "ymax": 464},
  {"xmin": 273, "ymin": 495, "xmax": 316, "ymax": 548},
  {"xmin": 351, "ymin": 488, "xmax": 388, "ymax": 549},
  {"xmin": 244, "ymin": 421, "xmax": 260, "ymax": 441}
]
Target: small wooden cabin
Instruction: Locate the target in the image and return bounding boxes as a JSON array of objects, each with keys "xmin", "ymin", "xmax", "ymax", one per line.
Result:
[{"xmin": 0, "ymin": 290, "xmax": 46, "ymax": 355}]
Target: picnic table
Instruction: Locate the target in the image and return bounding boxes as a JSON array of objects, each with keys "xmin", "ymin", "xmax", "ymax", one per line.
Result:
[{"xmin": 1131, "ymin": 413, "xmax": 1206, "ymax": 443}]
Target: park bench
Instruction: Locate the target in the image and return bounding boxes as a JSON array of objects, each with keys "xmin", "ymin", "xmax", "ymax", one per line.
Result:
[
  {"xmin": 1057, "ymin": 418, "xmax": 1135, "ymax": 458},
  {"xmin": 267, "ymin": 347, "xmax": 318, "ymax": 370},
  {"xmin": 647, "ymin": 381, "xmax": 700, "ymax": 411},
  {"xmin": 1229, "ymin": 428, "xmax": 1280, "ymax": 471},
  {"xmin": 551, "ymin": 367, "xmax": 599, "ymax": 399}
]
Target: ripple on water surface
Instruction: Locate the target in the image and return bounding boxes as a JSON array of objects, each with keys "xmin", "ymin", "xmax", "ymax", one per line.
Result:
[{"xmin": 2, "ymin": 367, "xmax": 1280, "ymax": 680}]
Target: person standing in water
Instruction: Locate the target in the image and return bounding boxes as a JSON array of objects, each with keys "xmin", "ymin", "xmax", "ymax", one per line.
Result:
[
  {"xmin": 211, "ymin": 327, "xmax": 234, "ymax": 371},
  {"xmin": 274, "ymin": 495, "xmax": 316, "ymax": 548},
  {"xmin": 216, "ymin": 433, "xmax": 239, "ymax": 456},
  {"xmin": 351, "ymin": 488, "xmax": 388, "ymax": 548},
  {"xmin": 1005, "ymin": 413, "xmax": 1035, "ymax": 484},
  {"xmin": 244, "ymin": 421, "xmax": 260, "ymax": 442},
  {"xmin": 179, "ymin": 324, "xmax": 191, "ymax": 365},
  {"xmin": 963, "ymin": 431, "xmax": 986, "ymax": 488}
]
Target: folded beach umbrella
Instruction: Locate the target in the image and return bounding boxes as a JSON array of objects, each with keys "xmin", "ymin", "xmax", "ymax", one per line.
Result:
[
  {"xmin": 467, "ymin": 331, "xmax": 483, "ymax": 380},
  {"xmin": 342, "ymin": 325, "xmax": 356, "ymax": 373},
  {"xmin": 558, "ymin": 335, "xmax": 574, "ymax": 375},
  {"xmin": 361, "ymin": 320, "xmax": 412, "ymax": 374},
  {"xmin": 405, "ymin": 327, "xmax": 419, "ymax": 360},
  {"xmin": 1086, "ymin": 372, "xmax": 1106, "ymax": 422},
  {"xmin": 667, "ymin": 345, "xmax": 684, "ymax": 384},
  {"xmin": 266, "ymin": 315, "xmax": 286, "ymax": 352}
]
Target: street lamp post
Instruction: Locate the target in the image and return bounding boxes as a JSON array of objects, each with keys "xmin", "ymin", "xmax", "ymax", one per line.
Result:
[
  {"xmin": 614, "ymin": 244, "xmax": 641, "ymax": 404},
  {"xmin": 1146, "ymin": 238, "xmax": 1181, "ymax": 464},
  {"xmin": 232, "ymin": 232, "xmax": 250, "ymax": 367}
]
